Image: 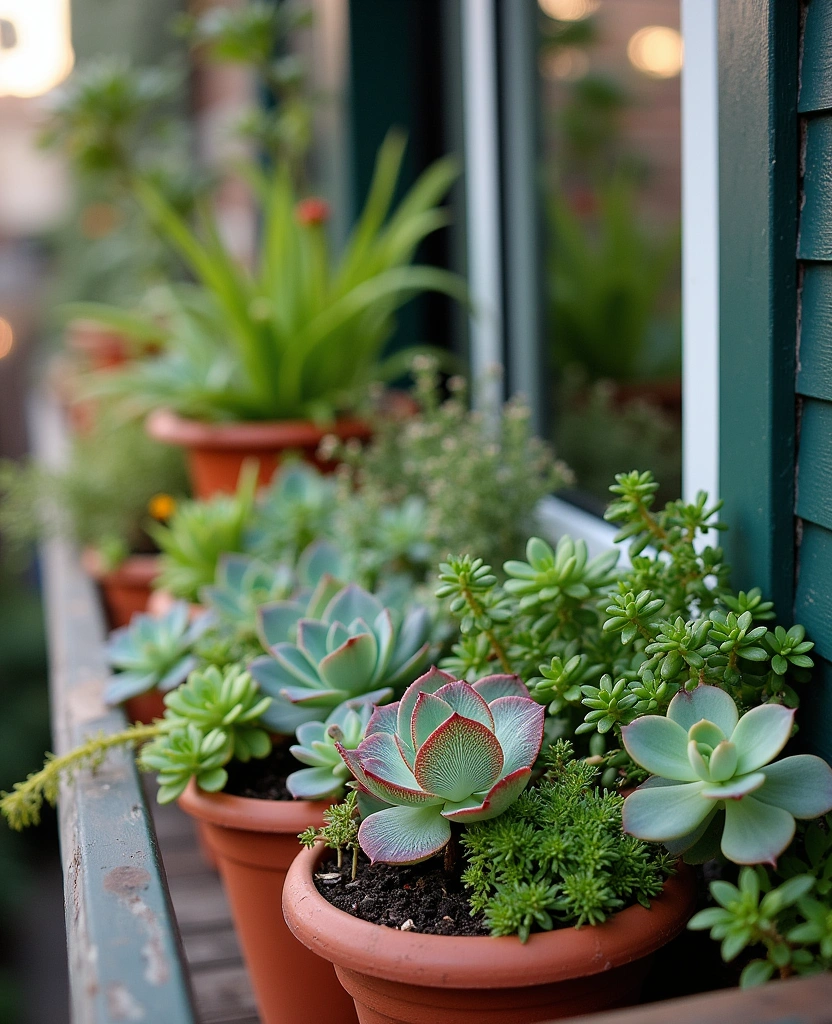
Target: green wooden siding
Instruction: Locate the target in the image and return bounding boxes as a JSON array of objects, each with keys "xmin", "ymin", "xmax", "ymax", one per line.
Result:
[
  {"xmin": 717, "ymin": 0, "xmax": 799, "ymax": 619},
  {"xmin": 795, "ymin": 0, "xmax": 832, "ymax": 758},
  {"xmin": 796, "ymin": 265, "xmax": 832, "ymax": 398}
]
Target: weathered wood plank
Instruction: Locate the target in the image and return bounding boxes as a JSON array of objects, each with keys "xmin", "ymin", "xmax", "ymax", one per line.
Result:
[
  {"xmin": 796, "ymin": 264, "xmax": 832, "ymax": 399},
  {"xmin": 798, "ymin": 115, "xmax": 832, "ymax": 260},
  {"xmin": 556, "ymin": 971, "xmax": 832, "ymax": 1024},
  {"xmin": 33, "ymin": 390, "xmax": 197, "ymax": 1024},
  {"xmin": 190, "ymin": 964, "xmax": 258, "ymax": 1024}
]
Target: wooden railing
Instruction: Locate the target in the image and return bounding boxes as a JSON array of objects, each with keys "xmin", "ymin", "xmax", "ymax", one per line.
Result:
[{"xmin": 34, "ymin": 392, "xmax": 195, "ymax": 1024}]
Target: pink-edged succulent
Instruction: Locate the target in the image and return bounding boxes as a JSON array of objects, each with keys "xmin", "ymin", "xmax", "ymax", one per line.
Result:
[
  {"xmin": 621, "ymin": 684, "xmax": 832, "ymax": 866},
  {"xmin": 336, "ymin": 668, "xmax": 545, "ymax": 864}
]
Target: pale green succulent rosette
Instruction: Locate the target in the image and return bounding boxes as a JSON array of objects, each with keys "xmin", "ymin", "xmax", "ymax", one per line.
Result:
[
  {"xmin": 622, "ymin": 684, "xmax": 832, "ymax": 865},
  {"xmin": 200, "ymin": 553, "xmax": 294, "ymax": 638},
  {"xmin": 287, "ymin": 701, "xmax": 372, "ymax": 800}
]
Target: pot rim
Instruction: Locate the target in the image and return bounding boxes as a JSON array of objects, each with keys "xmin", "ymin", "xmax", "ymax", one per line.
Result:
[
  {"xmin": 147, "ymin": 408, "xmax": 372, "ymax": 451},
  {"xmin": 178, "ymin": 778, "xmax": 334, "ymax": 834},
  {"xmin": 81, "ymin": 548, "xmax": 160, "ymax": 585},
  {"xmin": 283, "ymin": 845, "xmax": 695, "ymax": 990}
]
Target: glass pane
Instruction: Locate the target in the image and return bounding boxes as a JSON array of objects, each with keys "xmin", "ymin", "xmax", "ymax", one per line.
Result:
[{"xmin": 538, "ymin": 0, "xmax": 682, "ymax": 511}]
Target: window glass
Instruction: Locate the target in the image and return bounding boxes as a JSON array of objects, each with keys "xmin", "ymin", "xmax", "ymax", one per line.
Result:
[{"xmin": 538, "ymin": 0, "xmax": 682, "ymax": 510}]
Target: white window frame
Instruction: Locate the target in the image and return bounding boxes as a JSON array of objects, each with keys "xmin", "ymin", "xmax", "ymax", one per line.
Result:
[{"xmin": 459, "ymin": 0, "xmax": 720, "ymax": 551}]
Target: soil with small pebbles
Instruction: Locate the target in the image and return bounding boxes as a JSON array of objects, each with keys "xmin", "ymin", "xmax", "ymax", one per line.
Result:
[{"xmin": 314, "ymin": 851, "xmax": 489, "ymax": 936}]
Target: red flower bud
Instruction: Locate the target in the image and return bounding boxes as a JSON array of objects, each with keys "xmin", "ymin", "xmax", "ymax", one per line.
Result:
[{"xmin": 296, "ymin": 197, "xmax": 330, "ymax": 226}]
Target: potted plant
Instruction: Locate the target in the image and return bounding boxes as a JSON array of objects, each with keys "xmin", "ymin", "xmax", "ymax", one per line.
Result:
[
  {"xmin": 0, "ymin": 412, "xmax": 188, "ymax": 627},
  {"xmin": 89, "ymin": 133, "xmax": 466, "ymax": 497},
  {"xmin": 3, "ymin": 572, "xmax": 433, "ymax": 1024},
  {"xmin": 283, "ymin": 672, "xmax": 694, "ymax": 1023}
]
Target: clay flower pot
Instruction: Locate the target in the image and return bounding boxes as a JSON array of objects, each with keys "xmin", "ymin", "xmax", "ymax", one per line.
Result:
[
  {"xmin": 123, "ymin": 689, "xmax": 167, "ymax": 725},
  {"xmin": 66, "ymin": 319, "xmax": 136, "ymax": 371},
  {"xmin": 283, "ymin": 845, "xmax": 696, "ymax": 1024},
  {"xmin": 178, "ymin": 783, "xmax": 358, "ymax": 1024},
  {"xmin": 81, "ymin": 549, "xmax": 160, "ymax": 629},
  {"xmin": 146, "ymin": 409, "xmax": 373, "ymax": 499}
]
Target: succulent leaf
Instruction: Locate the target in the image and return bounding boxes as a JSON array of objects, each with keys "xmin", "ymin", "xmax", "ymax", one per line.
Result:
[
  {"xmin": 104, "ymin": 602, "xmax": 210, "ymax": 706},
  {"xmin": 252, "ymin": 583, "xmax": 430, "ymax": 734},
  {"xmin": 623, "ymin": 684, "xmax": 832, "ymax": 865}
]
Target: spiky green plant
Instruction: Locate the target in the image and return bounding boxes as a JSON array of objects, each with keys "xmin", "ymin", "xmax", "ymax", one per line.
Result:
[
  {"xmin": 150, "ymin": 464, "xmax": 257, "ymax": 600},
  {"xmin": 89, "ymin": 132, "xmax": 466, "ymax": 422}
]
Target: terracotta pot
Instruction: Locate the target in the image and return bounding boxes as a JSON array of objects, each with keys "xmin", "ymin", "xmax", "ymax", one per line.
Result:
[
  {"xmin": 81, "ymin": 549, "xmax": 160, "ymax": 629},
  {"xmin": 123, "ymin": 689, "xmax": 167, "ymax": 725},
  {"xmin": 284, "ymin": 846, "xmax": 695, "ymax": 1024},
  {"xmin": 146, "ymin": 408, "xmax": 373, "ymax": 499},
  {"xmin": 146, "ymin": 588, "xmax": 204, "ymax": 621},
  {"xmin": 178, "ymin": 782, "xmax": 358, "ymax": 1024},
  {"xmin": 66, "ymin": 319, "xmax": 136, "ymax": 371}
]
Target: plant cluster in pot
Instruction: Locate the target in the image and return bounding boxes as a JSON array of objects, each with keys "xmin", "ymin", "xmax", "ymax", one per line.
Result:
[
  {"xmin": 177, "ymin": 584, "xmax": 432, "ymax": 1024},
  {"xmin": 283, "ymin": 668, "xmax": 696, "ymax": 1024},
  {"xmin": 86, "ymin": 132, "xmax": 467, "ymax": 498},
  {"xmin": 10, "ymin": 577, "xmax": 435, "ymax": 1024}
]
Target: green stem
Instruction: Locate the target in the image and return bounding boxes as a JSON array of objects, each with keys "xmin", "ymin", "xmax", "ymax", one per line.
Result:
[
  {"xmin": 1, "ymin": 723, "xmax": 162, "ymax": 831},
  {"xmin": 461, "ymin": 586, "xmax": 512, "ymax": 673}
]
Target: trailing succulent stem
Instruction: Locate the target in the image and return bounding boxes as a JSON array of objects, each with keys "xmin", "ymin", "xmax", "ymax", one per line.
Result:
[{"xmin": 0, "ymin": 724, "xmax": 161, "ymax": 830}]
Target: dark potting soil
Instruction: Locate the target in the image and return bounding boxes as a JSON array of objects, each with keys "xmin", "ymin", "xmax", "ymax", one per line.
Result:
[
  {"xmin": 223, "ymin": 743, "xmax": 301, "ymax": 800},
  {"xmin": 314, "ymin": 851, "xmax": 490, "ymax": 936}
]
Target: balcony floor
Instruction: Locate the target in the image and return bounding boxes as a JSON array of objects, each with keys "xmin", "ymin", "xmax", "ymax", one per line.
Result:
[{"xmin": 149, "ymin": 781, "xmax": 259, "ymax": 1024}]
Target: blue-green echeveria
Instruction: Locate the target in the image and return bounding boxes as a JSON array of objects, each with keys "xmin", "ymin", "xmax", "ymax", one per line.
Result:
[
  {"xmin": 287, "ymin": 701, "xmax": 372, "ymax": 801},
  {"xmin": 105, "ymin": 601, "xmax": 210, "ymax": 705},
  {"xmin": 200, "ymin": 554, "xmax": 294, "ymax": 638},
  {"xmin": 338, "ymin": 668, "xmax": 545, "ymax": 864},
  {"xmin": 622, "ymin": 685, "xmax": 832, "ymax": 865},
  {"xmin": 249, "ymin": 583, "xmax": 431, "ymax": 734}
]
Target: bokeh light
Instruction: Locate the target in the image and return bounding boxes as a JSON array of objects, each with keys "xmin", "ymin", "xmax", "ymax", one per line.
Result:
[
  {"xmin": 0, "ymin": 318, "xmax": 14, "ymax": 359},
  {"xmin": 538, "ymin": 0, "xmax": 599, "ymax": 22},
  {"xmin": 0, "ymin": 0, "xmax": 75, "ymax": 98},
  {"xmin": 627, "ymin": 26, "xmax": 684, "ymax": 79}
]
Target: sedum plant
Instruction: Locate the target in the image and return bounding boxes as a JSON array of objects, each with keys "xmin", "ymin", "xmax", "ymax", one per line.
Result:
[
  {"xmin": 287, "ymin": 701, "xmax": 372, "ymax": 800},
  {"xmin": 336, "ymin": 668, "xmax": 545, "ymax": 864},
  {"xmin": 621, "ymin": 685, "xmax": 832, "ymax": 865},
  {"xmin": 104, "ymin": 600, "xmax": 211, "ymax": 705},
  {"xmin": 462, "ymin": 741, "xmax": 673, "ymax": 940},
  {"xmin": 140, "ymin": 664, "xmax": 272, "ymax": 801},
  {"xmin": 437, "ymin": 470, "xmax": 816, "ymax": 786},
  {"xmin": 150, "ymin": 465, "xmax": 257, "ymax": 601},
  {"xmin": 687, "ymin": 867, "xmax": 823, "ymax": 988},
  {"xmin": 250, "ymin": 583, "xmax": 431, "ymax": 734}
]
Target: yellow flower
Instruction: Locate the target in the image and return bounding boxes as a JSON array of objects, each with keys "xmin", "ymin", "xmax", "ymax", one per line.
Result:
[{"xmin": 148, "ymin": 493, "xmax": 176, "ymax": 520}]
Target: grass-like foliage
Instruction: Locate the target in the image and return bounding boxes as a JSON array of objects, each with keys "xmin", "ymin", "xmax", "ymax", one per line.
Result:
[
  {"xmin": 460, "ymin": 741, "xmax": 674, "ymax": 941},
  {"xmin": 91, "ymin": 132, "xmax": 466, "ymax": 423}
]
